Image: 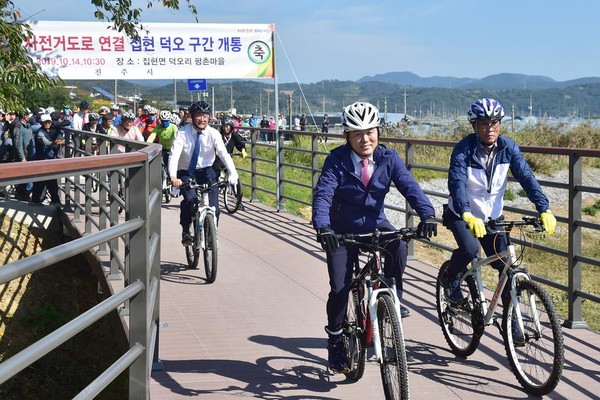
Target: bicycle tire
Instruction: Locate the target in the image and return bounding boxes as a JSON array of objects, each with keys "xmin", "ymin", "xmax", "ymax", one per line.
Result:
[
  {"xmin": 91, "ymin": 173, "xmax": 99, "ymax": 193},
  {"xmin": 185, "ymin": 216, "xmax": 200, "ymax": 269},
  {"xmin": 436, "ymin": 262, "xmax": 482, "ymax": 357},
  {"xmin": 203, "ymin": 213, "xmax": 218, "ymax": 283},
  {"xmin": 163, "ymin": 185, "xmax": 172, "ymax": 203},
  {"xmin": 343, "ymin": 287, "xmax": 366, "ymax": 381},
  {"xmin": 502, "ymin": 280, "xmax": 564, "ymax": 395},
  {"xmin": 377, "ymin": 294, "xmax": 409, "ymax": 400},
  {"xmin": 223, "ymin": 180, "xmax": 243, "ymax": 214}
]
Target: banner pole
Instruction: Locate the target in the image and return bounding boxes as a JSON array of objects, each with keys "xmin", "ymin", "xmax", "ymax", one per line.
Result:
[{"xmin": 273, "ymin": 28, "xmax": 281, "ymax": 211}]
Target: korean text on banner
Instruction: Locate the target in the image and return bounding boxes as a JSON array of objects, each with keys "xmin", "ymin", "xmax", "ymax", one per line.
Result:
[{"xmin": 25, "ymin": 21, "xmax": 275, "ymax": 80}]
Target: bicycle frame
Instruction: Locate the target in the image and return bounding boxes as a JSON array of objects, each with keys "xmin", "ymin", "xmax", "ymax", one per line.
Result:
[
  {"xmin": 192, "ymin": 185, "xmax": 218, "ymax": 247},
  {"xmin": 464, "ymin": 227, "xmax": 541, "ymax": 337},
  {"xmin": 348, "ymin": 231, "xmax": 412, "ymax": 364}
]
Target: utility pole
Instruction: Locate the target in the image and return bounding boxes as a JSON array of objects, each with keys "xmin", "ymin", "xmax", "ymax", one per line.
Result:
[
  {"xmin": 403, "ymin": 87, "xmax": 407, "ymax": 117},
  {"xmin": 211, "ymin": 86, "xmax": 215, "ymax": 119},
  {"xmin": 173, "ymin": 79, "xmax": 177, "ymax": 108},
  {"xmin": 322, "ymin": 81, "xmax": 325, "ymax": 113},
  {"xmin": 383, "ymin": 97, "xmax": 388, "ymax": 124},
  {"xmin": 511, "ymin": 105, "xmax": 515, "ymax": 133},
  {"xmin": 230, "ymin": 84, "xmax": 234, "ymax": 113}
]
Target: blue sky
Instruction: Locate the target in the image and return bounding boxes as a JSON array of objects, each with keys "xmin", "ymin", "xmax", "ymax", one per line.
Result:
[{"xmin": 13, "ymin": 0, "xmax": 600, "ymax": 84}]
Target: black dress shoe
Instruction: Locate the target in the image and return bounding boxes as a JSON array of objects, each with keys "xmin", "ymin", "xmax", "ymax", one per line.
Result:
[
  {"xmin": 400, "ymin": 305, "xmax": 411, "ymax": 318},
  {"xmin": 181, "ymin": 232, "xmax": 193, "ymax": 246}
]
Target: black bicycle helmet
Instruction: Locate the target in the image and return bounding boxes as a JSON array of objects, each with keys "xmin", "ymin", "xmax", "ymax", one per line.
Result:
[
  {"xmin": 222, "ymin": 117, "xmax": 235, "ymax": 129},
  {"xmin": 188, "ymin": 100, "xmax": 211, "ymax": 115},
  {"xmin": 79, "ymin": 100, "xmax": 90, "ymax": 110}
]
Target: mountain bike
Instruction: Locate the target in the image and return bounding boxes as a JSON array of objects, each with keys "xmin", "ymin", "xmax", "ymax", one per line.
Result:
[
  {"xmin": 180, "ymin": 179, "xmax": 224, "ymax": 283},
  {"xmin": 337, "ymin": 227, "xmax": 419, "ymax": 400},
  {"xmin": 436, "ymin": 216, "xmax": 564, "ymax": 395},
  {"xmin": 219, "ymin": 168, "xmax": 243, "ymax": 214}
]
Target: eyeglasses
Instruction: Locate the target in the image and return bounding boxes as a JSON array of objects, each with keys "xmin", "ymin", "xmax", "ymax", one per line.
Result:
[{"xmin": 477, "ymin": 120, "xmax": 500, "ymax": 128}]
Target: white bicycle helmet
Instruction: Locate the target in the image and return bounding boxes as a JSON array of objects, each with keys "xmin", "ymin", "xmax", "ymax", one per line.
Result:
[
  {"xmin": 121, "ymin": 110, "xmax": 135, "ymax": 120},
  {"xmin": 468, "ymin": 98, "xmax": 505, "ymax": 121},
  {"xmin": 341, "ymin": 102, "xmax": 380, "ymax": 132},
  {"xmin": 159, "ymin": 110, "xmax": 171, "ymax": 120},
  {"xmin": 170, "ymin": 114, "xmax": 181, "ymax": 125}
]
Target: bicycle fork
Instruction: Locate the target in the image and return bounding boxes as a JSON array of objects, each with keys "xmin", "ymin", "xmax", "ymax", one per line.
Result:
[{"xmin": 367, "ymin": 284, "xmax": 402, "ymax": 364}]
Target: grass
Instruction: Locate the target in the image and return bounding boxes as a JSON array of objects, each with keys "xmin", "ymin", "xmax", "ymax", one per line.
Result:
[{"xmin": 235, "ymin": 125, "xmax": 600, "ymax": 331}]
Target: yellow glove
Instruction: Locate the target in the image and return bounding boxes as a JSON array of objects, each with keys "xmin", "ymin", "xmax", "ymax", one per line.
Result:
[
  {"xmin": 462, "ymin": 212, "xmax": 486, "ymax": 238},
  {"xmin": 540, "ymin": 211, "xmax": 556, "ymax": 235},
  {"xmin": 241, "ymin": 148, "xmax": 247, "ymax": 158}
]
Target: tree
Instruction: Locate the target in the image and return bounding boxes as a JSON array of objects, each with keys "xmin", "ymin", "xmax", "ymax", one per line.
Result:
[{"xmin": 0, "ymin": 0, "xmax": 197, "ymax": 112}]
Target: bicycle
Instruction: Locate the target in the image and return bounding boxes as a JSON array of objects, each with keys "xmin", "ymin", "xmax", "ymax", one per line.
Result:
[
  {"xmin": 180, "ymin": 179, "xmax": 225, "ymax": 283},
  {"xmin": 436, "ymin": 216, "xmax": 564, "ymax": 396},
  {"xmin": 219, "ymin": 168, "xmax": 243, "ymax": 214},
  {"xmin": 337, "ymin": 227, "xmax": 420, "ymax": 400}
]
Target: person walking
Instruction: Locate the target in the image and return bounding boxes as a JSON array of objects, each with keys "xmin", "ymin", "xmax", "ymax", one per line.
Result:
[{"xmin": 31, "ymin": 114, "xmax": 64, "ymax": 206}]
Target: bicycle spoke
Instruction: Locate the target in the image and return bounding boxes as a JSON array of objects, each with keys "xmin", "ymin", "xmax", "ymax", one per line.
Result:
[
  {"xmin": 503, "ymin": 280, "xmax": 564, "ymax": 396},
  {"xmin": 378, "ymin": 295, "xmax": 409, "ymax": 400},
  {"xmin": 436, "ymin": 264, "xmax": 482, "ymax": 357}
]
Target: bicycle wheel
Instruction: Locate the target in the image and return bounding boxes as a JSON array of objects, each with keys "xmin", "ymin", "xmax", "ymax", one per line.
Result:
[
  {"xmin": 203, "ymin": 213, "xmax": 218, "ymax": 283},
  {"xmin": 343, "ymin": 287, "xmax": 366, "ymax": 381},
  {"xmin": 377, "ymin": 294, "xmax": 409, "ymax": 400},
  {"xmin": 91, "ymin": 173, "xmax": 99, "ymax": 193},
  {"xmin": 436, "ymin": 262, "xmax": 483, "ymax": 357},
  {"xmin": 185, "ymin": 216, "xmax": 200, "ymax": 269},
  {"xmin": 223, "ymin": 180, "xmax": 243, "ymax": 214},
  {"xmin": 163, "ymin": 185, "xmax": 172, "ymax": 204},
  {"xmin": 502, "ymin": 280, "xmax": 564, "ymax": 396}
]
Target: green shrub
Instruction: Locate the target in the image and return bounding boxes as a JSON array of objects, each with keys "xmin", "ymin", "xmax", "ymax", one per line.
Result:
[
  {"xmin": 583, "ymin": 199, "xmax": 600, "ymax": 217},
  {"xmin": 504, "ymin": 188, "xmax": 516, "ymax": 201}
]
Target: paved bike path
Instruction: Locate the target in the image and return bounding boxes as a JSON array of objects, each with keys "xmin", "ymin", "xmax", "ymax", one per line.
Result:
[{"xmin": 150, "ymin": 200, "xmax": 600, "ymax": 399}]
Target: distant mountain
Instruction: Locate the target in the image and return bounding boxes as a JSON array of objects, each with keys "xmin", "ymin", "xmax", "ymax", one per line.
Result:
[{"xmin": 357, "ymin": 71, "xmax": 600, "ymax": 90}]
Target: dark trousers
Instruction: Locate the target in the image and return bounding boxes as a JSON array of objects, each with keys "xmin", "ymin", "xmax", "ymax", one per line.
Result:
[
  {"xmin": 177, "ymin": 167, "xmax": 219, "ymax": 232},
  {"xmin": 444, "ymin": 210, "xmax": 510, "ymax": 301},
  {"xmin": 325, "ymin": 220, "xmax": 407, "ymax": 331},
  {"xmin": 161, "ymin": 150, "xmax": 170, "ymax": 185},
  {"xmin": 32, "ymin": 179, "xmax": 60, "ymax": 203}
]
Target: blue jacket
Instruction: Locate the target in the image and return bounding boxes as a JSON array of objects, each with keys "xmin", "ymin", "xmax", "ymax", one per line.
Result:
[
  {"xmin": 447, "ymin": 133, "xmax": 549, "ymax": 220},
  {"xmin": 312, "ymin": 143, "xmax": 435, "ymax": 233}
]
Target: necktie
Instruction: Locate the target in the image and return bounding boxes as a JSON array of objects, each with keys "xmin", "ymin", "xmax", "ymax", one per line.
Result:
[
  {"xmin": 360, "ymin": 158, "xmax": 371, "ymax": 187},
  {"xmin": 188, "ymin": 131, "xmax": 201, "ymax": 176}
]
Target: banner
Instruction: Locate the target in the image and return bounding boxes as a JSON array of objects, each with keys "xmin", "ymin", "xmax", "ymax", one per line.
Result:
[{"xmin": 25, "ymin": 21, "xmax": 275, "ymax": 80}]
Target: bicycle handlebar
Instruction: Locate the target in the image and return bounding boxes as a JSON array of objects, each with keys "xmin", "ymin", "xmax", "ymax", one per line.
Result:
[
  {"xmin": 335, "ymin": 227, "xmax": 419, "ymax": 246},
  {"xmin": 180, "ymin": 179, "xmax": 225, "ymax": 193},
  {"xmin": 486, "ymin": 216, "xmax": 544, "ymax": 233}
]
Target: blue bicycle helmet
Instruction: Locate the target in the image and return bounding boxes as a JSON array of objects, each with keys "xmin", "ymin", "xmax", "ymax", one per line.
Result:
[{"xmin": 468, "ymin": 98, "xmax": 505, "ymax": 121}]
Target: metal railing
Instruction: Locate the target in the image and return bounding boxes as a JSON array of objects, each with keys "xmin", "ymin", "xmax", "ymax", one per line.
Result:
[
  {"xmin": 0, "ymin": 128, "xmax": 162, "ymax": 399},
  {"xmin": 0, "ymin": 123, "xmax": 597, "ymax": 398},
  {"xmin": 238, "ymin": 126, "xmax": 600, "ymax": 329}
]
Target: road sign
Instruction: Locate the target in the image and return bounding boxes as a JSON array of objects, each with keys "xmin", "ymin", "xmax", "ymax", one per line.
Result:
[{"xmin": 187, "ymin": 79, "xmax": 207, "ymax": 92}]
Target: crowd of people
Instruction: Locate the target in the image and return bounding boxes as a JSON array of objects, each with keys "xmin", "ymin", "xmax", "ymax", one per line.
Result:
[{"xmin": 0, "ymin": 99, "xmax": 248, "ymax": 204}]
